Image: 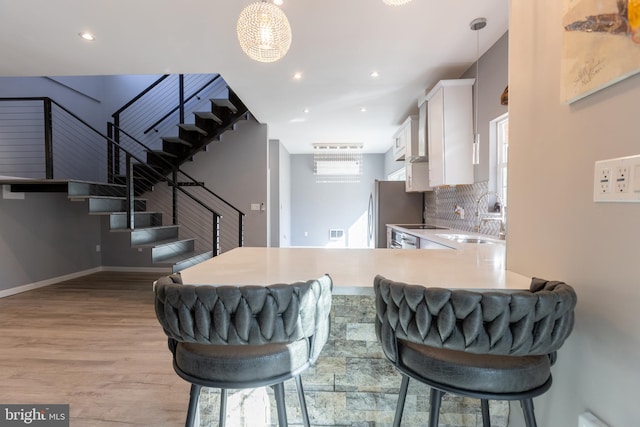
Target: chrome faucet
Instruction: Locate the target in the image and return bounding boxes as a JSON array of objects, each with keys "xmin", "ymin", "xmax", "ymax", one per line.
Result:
[{"xmin": 474, "ymin": 191, "xmax": 506, "ymax": 240}]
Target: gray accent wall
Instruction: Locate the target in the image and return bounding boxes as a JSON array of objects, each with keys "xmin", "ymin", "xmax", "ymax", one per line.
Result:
[
  {"xmin": 290, "ymin": 154, "xmax": 385, "ymax": 247},
  {"xmin": 509, "ymin": 3, "xmax": 639, "ymax": 427},
  {"xmin": 181, "ymin": 117, "xmax": 268, "ymax": 248},
  {"xmin": 0, "ymin": 76, "xmax": 106, "ymax": 131},
  {"xmin": 0, "ymin": 193, "xmax": 101, "ymax": 291},
  {"xmin": 460, "ymin": 31, "xmax": 509, "ymax": 184}
]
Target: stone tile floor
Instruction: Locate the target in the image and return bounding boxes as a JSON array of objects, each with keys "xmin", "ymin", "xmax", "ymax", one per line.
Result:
[{"xmin": 198, "ymin": 295, "xmax": 508, "ymax": 427}]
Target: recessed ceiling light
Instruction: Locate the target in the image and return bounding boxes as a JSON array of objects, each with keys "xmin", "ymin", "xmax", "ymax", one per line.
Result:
[
  {"xmin": 303, "ymin": 108, "xmax": 310, "ymax": 113},
  {"xmin": 79, "ymin": 32, "xmax": 95, "ymax": 41},
  {"xmin": 360, "ymin": 107, "xmax": 367, "ymax": 113},
  {"xmin": 293, "ymin": 72, "xmax": 303, "ymax": 80},
  {"xmin": 370, "ymin": 71, "xmax": 380, "ymax": 78}
]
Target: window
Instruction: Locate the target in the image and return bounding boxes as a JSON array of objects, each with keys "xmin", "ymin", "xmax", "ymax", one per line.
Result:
[{"xmin": 494, "ymin": 114, "xmax": 509, "ymax": 207}]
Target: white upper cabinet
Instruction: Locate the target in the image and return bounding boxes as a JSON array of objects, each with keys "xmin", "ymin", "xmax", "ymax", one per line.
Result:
[
  {"xmin": 425, "ymin": 79, "xmax": 475, "ymax": 187},
  {"xmin": 405, "ymin": 161, "xmax": 430, "ymax": 192},
  {"xmin": 392, "ymin": 125, "xmax": 405, "ymax": 161},
  {"xmin": 392, "ymin": 116, "xmax": 418, "ymax": 161},
  {"xmin": 417, "ymin": 99, "xmax": 428, "ymax": 159},
  {"xmin": 402, "ymin": 116, "xmax": 419, "ymax": 161}
]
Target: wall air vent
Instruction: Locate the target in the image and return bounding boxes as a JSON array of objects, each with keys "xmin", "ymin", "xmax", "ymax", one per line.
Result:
[
  {"xmin": 313, "ymin": 143, "xmax": 363, "ymax": 183},
  {"xmin": 329, "ymin": 229, "xmax": 345, "ymax": 240}
]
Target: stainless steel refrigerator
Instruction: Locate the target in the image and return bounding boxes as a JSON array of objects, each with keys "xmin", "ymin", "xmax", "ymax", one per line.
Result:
[{"xmin": 367, "ymin": 180, "xmax": 424, "ymax": 248}]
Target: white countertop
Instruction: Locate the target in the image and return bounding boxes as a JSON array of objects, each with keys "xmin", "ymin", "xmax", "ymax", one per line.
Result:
[
  {"xmin": 387, "ymin": 223, "xmax": 505, "ymax": 249},
  {"xmin": 179, "ymin": 243, "xmax": 531, "ymax": 295}
]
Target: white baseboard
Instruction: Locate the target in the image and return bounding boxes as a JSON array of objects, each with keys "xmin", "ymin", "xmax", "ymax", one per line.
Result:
[
  {"xmin": 0, "ymin": 266, "xmax": 171, "ymax": 298},
  {"xmin": 0, "ymin": 267, "xmax": 102, "ymax": 298},
  {"xmin": 100, "ymin": 266, "xmax": 171, "ymax": 273}
]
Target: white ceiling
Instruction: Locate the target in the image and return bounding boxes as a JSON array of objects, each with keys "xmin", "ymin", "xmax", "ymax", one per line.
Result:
[{"xmin": 0, "ymin": 0, "xmax": 509, "ymax": 154}]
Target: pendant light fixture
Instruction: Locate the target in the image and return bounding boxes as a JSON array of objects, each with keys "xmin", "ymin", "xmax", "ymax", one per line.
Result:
[
  {"xmin": 470, "ymin": 17, "xmax": 487, "ymax": 165},
  {"xmin": 382, "ymin": 0, "xmax": 413, "ymax": 5},
  {"xmin": 237, "ymin": 1, "xmax": 292, "ymax": 63}
]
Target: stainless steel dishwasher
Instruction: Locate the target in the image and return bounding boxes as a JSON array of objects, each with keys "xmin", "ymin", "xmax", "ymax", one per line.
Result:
[{"xmin": 389, "ymin": 229, "xmax": 418, "ymax": 249}]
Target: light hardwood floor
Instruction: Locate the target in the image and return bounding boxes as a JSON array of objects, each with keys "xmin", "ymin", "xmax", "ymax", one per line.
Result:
[{"xmin": 0, "ymin": 271, "xmax": 190, "ymax": 426}]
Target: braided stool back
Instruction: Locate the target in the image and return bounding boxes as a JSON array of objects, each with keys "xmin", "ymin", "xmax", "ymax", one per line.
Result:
[
  {"xmin": 374, "ymin": 275, "xmax": 576, "ymax": 427},
  {"xmin": 154, "ymin": 273, "xmax": 333, "ymax": 427}
]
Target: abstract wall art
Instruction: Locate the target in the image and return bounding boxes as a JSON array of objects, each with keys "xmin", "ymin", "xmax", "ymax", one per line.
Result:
[{"xmin": 562, "ymin": 0, "xmax": 640, "ymax": 103}]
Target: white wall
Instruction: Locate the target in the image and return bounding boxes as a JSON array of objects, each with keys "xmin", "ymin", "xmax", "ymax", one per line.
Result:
[
  {"xmin": 508, "ymin": 1, "xmax": 639, "ymax": 426},
  {"xmin": 384, "ymin": 147, "xmax": 404, "ymax": 178},
  {"xmin": 290, "ymin": 154, "xmax": 385, "ymax": 247},
  {"xmin": 278, "ymin": 142, "xmax": 291, "ymax": 247}
]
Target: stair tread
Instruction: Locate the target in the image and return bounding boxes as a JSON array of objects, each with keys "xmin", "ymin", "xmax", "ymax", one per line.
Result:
[
  {"xmin": 110, "ymin": 211, "xmax": 163, "ymax": 216},
  {"xmin": 178, "ymin": 124, "xmax": 208, "ymax": 135},
  {"xmin": 162, "ymin": 136, "xmax": 193, "ymax": 147},
  {"xmin": 159, "ymin": 250, "xmax": 214, "ymax": 266},
  {"xmin": 150, "ymin": 150, "xmax": 178, "ymax": 158},
  {"xmin": 127, "ymin": 225, "xmax": 180, "ymax": 232},
  {"xmin": 211, "ymin": 98, "xmax": 238, "ymax": 113},
  {"xmin": 71, "ymin": 195, "xmax": 147, "ymax": 201},
  {"xmin": 134, "ymin": 237, "xmax": 196, "ymax": 249},
  {"xmin": 195, "ymin": 111, "xmax": 223, "ymax": 124}
]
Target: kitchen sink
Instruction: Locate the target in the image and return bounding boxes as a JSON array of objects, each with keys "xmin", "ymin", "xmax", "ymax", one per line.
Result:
[
  {"xmin": 397, "ymin": 224, "xmax": 449, "ymax": 230},
  {"xmin": 435, "ymin": 234, "xmax": 500, "ymax": 244}
]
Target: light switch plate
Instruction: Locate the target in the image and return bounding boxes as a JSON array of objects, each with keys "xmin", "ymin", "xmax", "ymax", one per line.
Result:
[
  {"xmin": 2, "ymin": 184, "xmax": 24, "ymax": 200},
  {"xmin": 578, "ymin": 411, "xmax": 608, "ymax": 427}
]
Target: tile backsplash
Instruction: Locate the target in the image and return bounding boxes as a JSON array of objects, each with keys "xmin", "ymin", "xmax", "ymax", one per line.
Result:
[{"xmin": 424, "ymin": 181, "xmax": 505, "ymax": 237}]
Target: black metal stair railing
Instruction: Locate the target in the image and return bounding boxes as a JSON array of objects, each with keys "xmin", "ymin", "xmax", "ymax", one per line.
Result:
[
  {"xmin": 107, "ymin": 73, "xmax": 248, "ymax": 253},
  {"xmin": 0, "ymin": 97, "xmax": 106, "ymax": 181},
  {"xmin": 110, "ymin": 74, "xmax": 227, "ymax": 161},
  {"xmin": 0, "ymin": 96, "xmax": 231, "ymax": 262},
  {"xmin": 108, "ymin": 123, "xmax": 246, "ymax": 254},
  {"xmin": 0, "ymin": 73, "xmax": 249, "ymax": 257}
]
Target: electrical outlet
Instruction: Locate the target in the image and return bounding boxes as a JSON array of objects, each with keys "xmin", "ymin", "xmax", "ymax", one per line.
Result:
[
  {"xmin": 615, "ymin": 166, "xmax": 628, "ymax": 193},
  {"xmin": 594, "ymin": 155, "xmax": 640, "ymax": 202},
  {"xmin": 597, "ymin": 167, "xmax": 612, "ymax": 193}
]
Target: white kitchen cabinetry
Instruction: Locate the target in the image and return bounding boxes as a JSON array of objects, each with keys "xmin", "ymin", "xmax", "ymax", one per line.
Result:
[
  {"xmin": 392, "ymin": 129, "xmax": 405, "ymax": 161},
  {"xmin": 426, "ymin": 79, "xmax": 475, "ymax": 187},
  {"xmin": 393, "ymin": 115, "xmax": 418, "ymax": 161},
  {"xmin": 417, "ymin": 99, "xmax": 428, "ymax": 158},
  {"xmin": 405, "ymin": 161, "xmax": 430, "ymax": 192}
]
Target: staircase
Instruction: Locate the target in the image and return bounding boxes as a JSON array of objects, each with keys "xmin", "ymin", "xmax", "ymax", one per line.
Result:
[
  {"xmin": 66, "ymin": 180, "xmax": 211, "ymax": 272},
  {"xmin": 112, "ymin": 86, "xmax": 249, "ymax": 196},
  {"xmin": 104, "ymin": 82, "xmax": 249, "ymax": 272},
  {"xmin": 0, "ymin": 75, "xmax": 250, "ymax": 273}
]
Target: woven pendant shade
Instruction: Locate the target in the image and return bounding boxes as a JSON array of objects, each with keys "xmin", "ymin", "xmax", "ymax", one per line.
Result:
[
  {"xmin": 382, "ymin": 0, "xmax": 412, "ymax": 5},
  {"xmin": 237, "ymin": 2, "xmax": 292, "ymax": 63}
]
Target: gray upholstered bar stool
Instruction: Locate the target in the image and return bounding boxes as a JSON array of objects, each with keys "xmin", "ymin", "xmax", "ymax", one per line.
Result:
[
  {"xmin": 153, "ymin": 273, "xmax": 333, "ymax": 427},
  {"xmin": 374, "ymin": 275, "xmax": 577, "ymax": 427}
]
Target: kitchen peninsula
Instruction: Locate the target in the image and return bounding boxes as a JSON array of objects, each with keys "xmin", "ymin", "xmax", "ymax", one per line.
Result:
[
  {"xmin": 177, "ymin": 243, "xmax": 528, "ymax": 426},
  {"xmin": 180, "ymin": 243, "xmax": 529, "ymax": 294}
]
